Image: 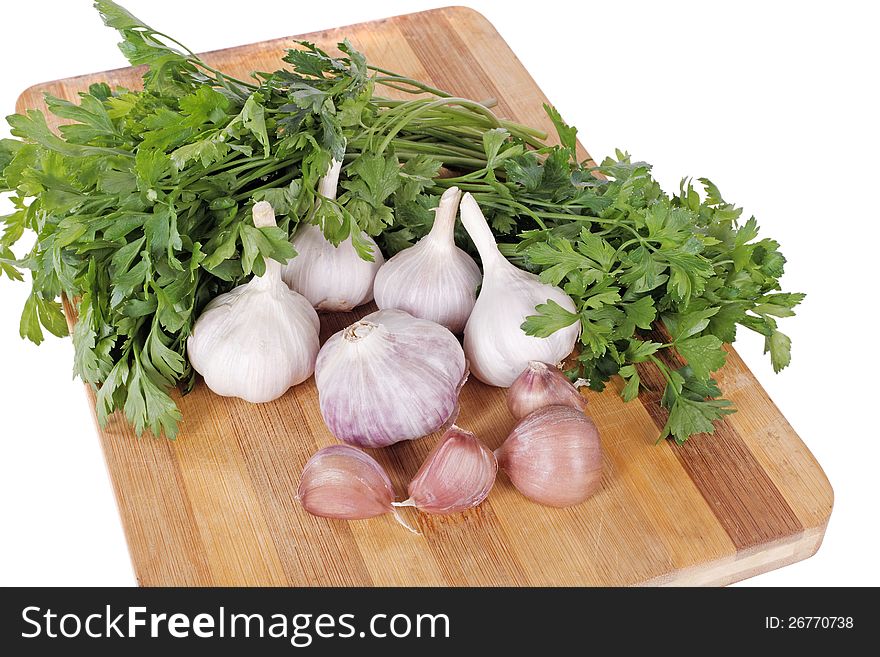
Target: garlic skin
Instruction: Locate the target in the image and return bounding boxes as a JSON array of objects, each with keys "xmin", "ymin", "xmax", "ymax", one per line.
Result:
[
  {"xmin": 297, "ymin": 445, "xmax": 395, "ymax": 520},
  {"xmin": 495, "ymin": 405, "xmax": 602, "ymax": 507},
  {"xmin": 282, "ymin": 159, "xmax": 385, "ymax": 311},
  {"xmin": 507, "ymin": 361, "xmax": 589, "ymax": 420},
  {"xmin": 315, "ymin": 309, "xmax": 468, "ymax": 448},
  {"xmin": 187, "ymin": 201, "xmax": 320, "ymax": 403},
  {"xmin": 400, "ymin": 426, "xmax": 497, "ymax": 514},
  {"xmin": 459, "ymin": 193, "xmax": 579, "ymax": 387},
  {"xmin": 283, "ymin": 224, "xmax": 384, "ymax": 311},
  {"xmin": 373, "ymin": 186, "xmax": 481, "ymax": 333}
]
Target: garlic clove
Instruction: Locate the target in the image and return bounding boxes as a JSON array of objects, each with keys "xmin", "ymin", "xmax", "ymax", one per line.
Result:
[
  {"xmin": 495, "ymin": 405, "xmax": 602, "ymax": 507},
  {"xmin": 374, "ymin": 186, "xmax": 482, "ymax": 333},
  {"xmin": 401, "ymin": 426, "xmax": 497, "ymax": 514},
  {"xmin": 459, "ymin": 193, "xmax": 579, "ymax": 387},
  {"xmin": 296, "ymin": 445, "xmax": 395, "ymax": 520},
  {"xmin": 507, "ymin": 361, "xmax": 588, "ymax": 420},
  {"xmin": 281, "ymin": 159, "xmax": 385, "ymax": 311},
  {"xmin": 187, "ymin": 202, "xmax": 320, "ymax": 403},
  {"xmin": 315, "ymin": 309, "xmax": 468, "ymax": 448}
]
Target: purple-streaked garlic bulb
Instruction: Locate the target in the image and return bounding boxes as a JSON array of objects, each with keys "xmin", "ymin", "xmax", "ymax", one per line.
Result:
[
  {"xmin": 495, "ymin": 405, "xmax": 602, "ymax": 507},
  {"xmin": 397, "ymin": 426, "xmax": 497, "ymax": 514},
  {"xmin": 314, "ymin": 309, "xmax": 468, "ymax": 448},
  {"xmin": 507, "ymin": 361, "xmax": 588, "ymax": 420}
]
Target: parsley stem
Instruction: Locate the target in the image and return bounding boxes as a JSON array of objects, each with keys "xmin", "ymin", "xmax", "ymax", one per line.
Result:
[
  {"xmin": 147, "ymin": 28, "xmax": 258, "ymax": 92},
  {"xmin": 386, "ymin": 152, "xmax": 489, "ymax": 168},
  {"xmin": 376, "ymin": 98, "xmax": 503, "ymax": 153},
  {"xmin": 369, "ymin": 67, "xmax": 451, "ymax": 97},
  {"xmin": 232, "ymin": 170, "xmax": 299, "ymax": 201},
  {"xmin": 648, "ymin": 354, "xmax": 676, "ymax": 387},
  {"xmin": 374, "ymin": 97, "xmax": 498, "ymax": 109}
]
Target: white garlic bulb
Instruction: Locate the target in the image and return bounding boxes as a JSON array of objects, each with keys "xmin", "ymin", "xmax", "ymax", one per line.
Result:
[
  {"xmin": 373, "ymin": 186, "xmax": 481, "ymax": 333},
  {"xmin": 460, "ymin": 193, "xmax": 579, "ymax": 387},
  {"xmin": 315, "ymin": 309, "xmax": 468, "ymax": 448},
  {"xmin": 282, "ymin": 159, "xmax": 384, "ymax": 311},
  {"xmin": 187, "ymin": 201, "xmax": 320, "ymax": 403}
]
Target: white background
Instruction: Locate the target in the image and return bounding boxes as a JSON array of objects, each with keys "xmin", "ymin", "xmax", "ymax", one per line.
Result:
[{"xmin": 1, "ymin": 0, "xmax": 877, "ymax": 587}]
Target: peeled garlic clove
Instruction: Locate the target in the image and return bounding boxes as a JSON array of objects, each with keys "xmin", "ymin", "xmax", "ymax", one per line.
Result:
[
  {"xmin": 459, "ymin": 193, "xmax": 579, "ymax": 387},
  {"xmin": 282, "ymin": 159, "xmax": 385, "ymax": 311},
  {"xmin": 315, "ymin": 309, "xmax": 467, "ymax": 448},
  {"xmin": 402, "ymin": 426, "xmax": 497, "ymax": 514},
  {"xmin": 495, "ymin": 405, "xmax": 602, "ymax": 507},
  {"xmin": 187, "ymin": 201, "xmax": 320, "ymax": 403},
  {"xmin": 507, "ymin": 361, "xmax": 588, "ymax": 420},
  {"xmin": 297, "ymin": 445, "xmax": 395, "ymax": 519},
  {"xmin": 374, "ymin": 186, "xmax": 481, "ymax": 333}
]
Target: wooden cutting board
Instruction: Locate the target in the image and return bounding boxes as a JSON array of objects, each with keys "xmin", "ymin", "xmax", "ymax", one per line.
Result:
[{"xmin": 16, "ymin": 7, "xmax": 832, "ymax": 586}]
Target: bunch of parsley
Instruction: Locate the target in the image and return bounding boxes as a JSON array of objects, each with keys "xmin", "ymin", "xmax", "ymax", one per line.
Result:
[{"xmin": 0, "ymin": 1, "xmax": 802, "ymax": 443}]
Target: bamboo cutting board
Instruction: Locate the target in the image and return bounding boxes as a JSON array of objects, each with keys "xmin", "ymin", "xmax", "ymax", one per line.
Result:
[{"xmin": 16, "ymin": 7, "xmax": 832, "ymax": 586}]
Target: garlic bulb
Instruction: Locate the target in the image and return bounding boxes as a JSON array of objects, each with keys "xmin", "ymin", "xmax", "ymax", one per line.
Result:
[
  {"xmin": 507, "ymin": 361, "xmax": 588, "ymax": 420},
  {"xmin": 315, "ymin": 309, "xmax": 468, "ymax": 448},
  {"xmin": 282, "ymin": 159, "xmax": 385, "ymax": 311},
  {"xmin": 373, "ymin": 186, "xmax": 481, "ymax": 333},
  {"xmin": 187, "ymin": 201, "xmax": 320, "ymax": 403},
  {"xmin": 495, "ymin": 405, "xmax": 602, "ymax": 507},
  {"xmin": 297, "ymin": 445, "xmax": 396, "ymax": 520},
  {"xmin": 459, "ymin": 193, "xmax": 579, "ymax": 387},
  {"xmin": 397, "ymin": 426, "xmax": 497, "ymax": 514}
]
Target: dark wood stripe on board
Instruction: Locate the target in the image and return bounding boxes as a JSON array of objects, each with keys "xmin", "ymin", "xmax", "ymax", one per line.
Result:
[{"xmin": 635, "ymin": 329, "xmax": 803, "ymax": 550}]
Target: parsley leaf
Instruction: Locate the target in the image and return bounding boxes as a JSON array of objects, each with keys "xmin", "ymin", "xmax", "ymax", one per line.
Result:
[{"xmin": 521, "ymin": 299, "xmax": 580, "ymax": 337}]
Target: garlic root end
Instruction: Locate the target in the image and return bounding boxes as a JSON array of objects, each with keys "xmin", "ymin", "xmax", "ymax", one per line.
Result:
[{"xmin": 391, "ymin": 507, "xmax": 421, "ymax": 535}]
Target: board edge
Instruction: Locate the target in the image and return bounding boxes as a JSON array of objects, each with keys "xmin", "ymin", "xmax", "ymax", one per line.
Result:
[{"xmin": 639, "ymin": 521, "xmax": 830, "ymax": 587}]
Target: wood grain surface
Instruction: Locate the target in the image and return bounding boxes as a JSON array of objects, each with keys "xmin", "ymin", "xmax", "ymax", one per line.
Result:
[{"xmin": 15, "ymin": 7, "xmax": 833, "ymax": 586}]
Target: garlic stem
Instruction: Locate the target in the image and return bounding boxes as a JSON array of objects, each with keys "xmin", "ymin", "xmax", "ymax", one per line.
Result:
[
  {"xmin": 250, "ymin": 200, "xmax": 282, "ymax": 287},
  {"xmin": 317, "ymin": 158, "xmax": 343, "ymax": 201},
  {"xmin": 343, "ymin": 321, "xmax": 379, "ymax": 342},
  {"xmin": 390, "ymin": 500, "xmax": 425, "ymax": 534},
  {"xmin": 428, "ymin": 186, "xmax": 462, "ymax": 247},
  {"xmin": 252, "ymin": 200, "xmax": 277, "ymax": 228},
  {"xmin": 459, "ymin": 192, "xmax": 504, "ymax": 270}
]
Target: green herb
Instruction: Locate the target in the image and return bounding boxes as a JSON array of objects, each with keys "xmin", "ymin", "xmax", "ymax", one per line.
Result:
[{"xmin": 0, "ymin": 1, "xmax": 803, "ymax": 443}]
